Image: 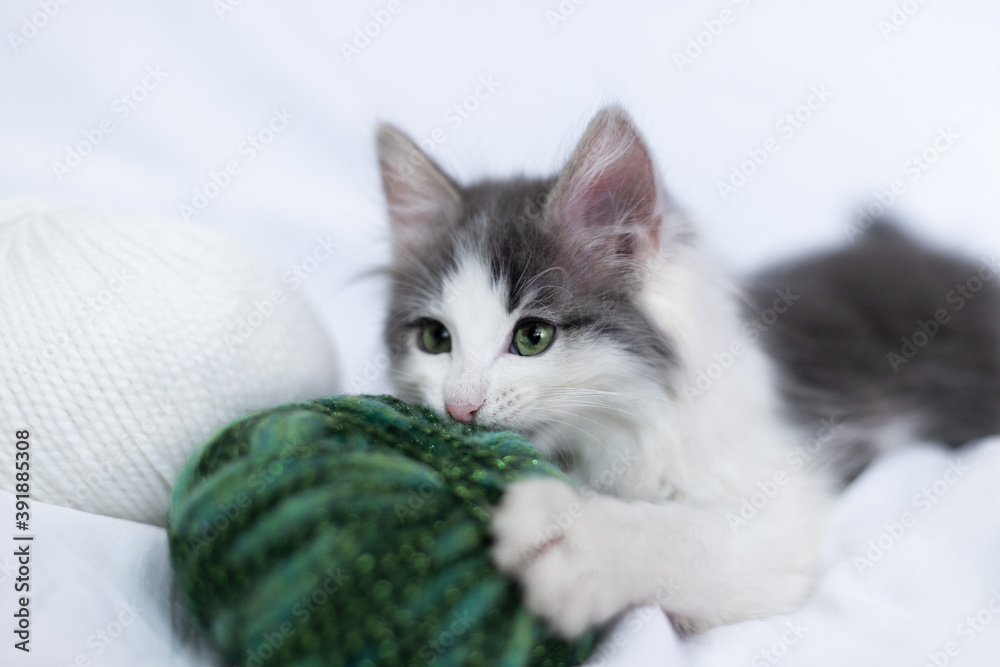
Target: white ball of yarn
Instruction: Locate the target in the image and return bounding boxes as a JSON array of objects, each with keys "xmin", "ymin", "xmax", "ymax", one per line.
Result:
[{"xmin": 0, "ymin": 201, "xmax": 339, "ymax": 525}]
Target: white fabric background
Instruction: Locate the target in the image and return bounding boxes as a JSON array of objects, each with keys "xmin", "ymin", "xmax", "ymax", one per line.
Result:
[{"xmin": 2, "ymin": 1, "xmax": 1000, "ymax": 665}]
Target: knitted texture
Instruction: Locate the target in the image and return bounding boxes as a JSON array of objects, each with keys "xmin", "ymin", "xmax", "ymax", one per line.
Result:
[
  {"xmin": 0, "ymin": 200, "xmax": 338, "ymax": 524},
  {"xmin": 168, "ymin": 394, "xmax": 594, "ymax": 667}
]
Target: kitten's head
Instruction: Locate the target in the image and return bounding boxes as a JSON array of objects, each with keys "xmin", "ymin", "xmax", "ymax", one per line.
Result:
[{"xmin": 378, "ymin": 107, "xmax": 680, "ymax": 459}]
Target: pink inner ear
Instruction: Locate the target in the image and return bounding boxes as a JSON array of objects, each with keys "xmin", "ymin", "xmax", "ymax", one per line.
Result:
[
  {"xmin": 554, "ymin": 124, "xmax": 660, "ymax": 257},
  {"xmin": 377, "ymin": 125, "xmax": 462, "ymax": 246},
  {"xmin": 385, "ymin": 171, "xmax": 439, "ymax": 229}
]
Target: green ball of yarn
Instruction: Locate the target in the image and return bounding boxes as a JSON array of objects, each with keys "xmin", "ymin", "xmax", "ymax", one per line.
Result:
[{"xmin": 168, "ymin": 394, "xmax": 595, "ymax": 667}]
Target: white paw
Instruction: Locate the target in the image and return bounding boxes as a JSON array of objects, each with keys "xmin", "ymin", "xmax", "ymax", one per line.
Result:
[{"xmin": 490, "ymin": 477, "xmax": 632, "ymax": 638}]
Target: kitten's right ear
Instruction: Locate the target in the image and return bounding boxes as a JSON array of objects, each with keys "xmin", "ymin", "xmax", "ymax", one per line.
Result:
[
  {"xmin": 376, "ymin": 124, "xmax": 462, "ymax": 252},
  {"xmin": 544, "ymin": 107, "xmax": 664, "ymax": 264}
]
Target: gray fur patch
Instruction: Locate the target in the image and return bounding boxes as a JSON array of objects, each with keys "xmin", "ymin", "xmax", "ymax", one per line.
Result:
[{"xmin": 747, "ymin": 223, "xmax": 1000, "ymax": 481}]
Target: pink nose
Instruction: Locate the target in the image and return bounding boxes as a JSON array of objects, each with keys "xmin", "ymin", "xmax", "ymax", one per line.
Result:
[{"xmin": 446, "ymin": 402, "xmax": 482, "ymax": 423}]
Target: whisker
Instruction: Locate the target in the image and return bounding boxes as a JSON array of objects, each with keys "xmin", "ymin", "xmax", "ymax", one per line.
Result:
[{"xmin": 532, "ymin": 413, "xmax": 606, "ymax": 449}]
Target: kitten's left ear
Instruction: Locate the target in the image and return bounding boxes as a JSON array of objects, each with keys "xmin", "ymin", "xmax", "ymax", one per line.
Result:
[
  {"xmin": 545, "ymin": 107, "xmax": 664, "ymax": 261},
  {"xmin": 376, "ymin": 124, "xmax": 462, "ymax": 254}
]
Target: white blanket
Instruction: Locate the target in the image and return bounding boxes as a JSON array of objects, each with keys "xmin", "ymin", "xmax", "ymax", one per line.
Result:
[
  {"xmin": 4, "ymin": 0, "xmax": 1000, "ymax": 664},
  {"xmin": 5, "ymin": 438, "xmax": 999, "ymax": 666}
]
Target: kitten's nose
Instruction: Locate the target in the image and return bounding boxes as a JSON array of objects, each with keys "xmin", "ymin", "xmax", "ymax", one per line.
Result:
[{"xmin": 446, "ymin": 402, "xmax": 482, "ymax": 423}]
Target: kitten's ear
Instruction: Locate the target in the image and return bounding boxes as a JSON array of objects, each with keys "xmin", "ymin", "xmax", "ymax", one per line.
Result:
[
  {"xmin": 376, "ymin": 124, "xmax": 462, "ymax": 252},
  {"xmin": 545, "ymin": 107, "xmax": 663, "ymax": 261}
]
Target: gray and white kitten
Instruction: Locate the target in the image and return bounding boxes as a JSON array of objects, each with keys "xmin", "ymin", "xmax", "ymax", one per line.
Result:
[{"xmin": 376, "ymin": 107, "xmax": 1000, "ymax": 636}]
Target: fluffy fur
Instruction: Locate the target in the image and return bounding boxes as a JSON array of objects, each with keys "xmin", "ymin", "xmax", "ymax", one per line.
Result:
[
  {"xmin": 748, "ymin": 225, "xmax": 1000, "ymax": 481},
  {"xmin": 375, "ymin": 107, "xmax": 1000, "ymax": 636}
]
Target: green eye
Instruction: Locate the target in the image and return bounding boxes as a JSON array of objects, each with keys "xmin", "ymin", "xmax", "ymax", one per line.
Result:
[
  {"xmin": 512, "ymin": 320, "xmax": 555, "ymax": 356},
  {"xmin": 419, "ymin": 320, "xmax": 451, "ymax": 354}
]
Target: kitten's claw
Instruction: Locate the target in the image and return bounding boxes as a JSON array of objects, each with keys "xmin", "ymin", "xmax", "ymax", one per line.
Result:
[{"xmin": 490, "ymin": 477, "xmax": 632, "ymax": 638}]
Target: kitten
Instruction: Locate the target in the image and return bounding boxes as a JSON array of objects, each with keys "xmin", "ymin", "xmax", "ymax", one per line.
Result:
[{"xmin": 375, "ymin": 107, "xmax": 1000, "ymax": 636}]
